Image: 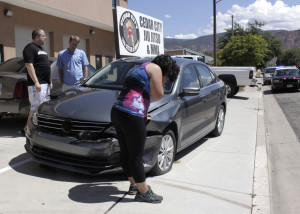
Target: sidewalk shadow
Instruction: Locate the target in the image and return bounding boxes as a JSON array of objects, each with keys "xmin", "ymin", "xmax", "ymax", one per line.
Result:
[{"xmin": 68, "ymin": 183, "xmax": 131, "ymax": 203}]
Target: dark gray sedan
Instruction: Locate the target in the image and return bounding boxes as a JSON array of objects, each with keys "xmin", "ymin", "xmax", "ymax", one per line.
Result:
[{"xmin": 25, "ymin": 58, "xmax": 227, "ymax": 176}]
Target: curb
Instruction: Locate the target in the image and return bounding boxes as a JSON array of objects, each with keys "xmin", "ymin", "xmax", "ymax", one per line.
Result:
[{"xmin": 252, "ymin": 88, "xmax": 271, "ymax": 214}]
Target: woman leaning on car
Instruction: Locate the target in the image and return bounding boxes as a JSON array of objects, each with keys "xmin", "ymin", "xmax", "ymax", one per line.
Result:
[{"xmin": 110, "ymin": 54, "xmax": 179, "ymax": 203}]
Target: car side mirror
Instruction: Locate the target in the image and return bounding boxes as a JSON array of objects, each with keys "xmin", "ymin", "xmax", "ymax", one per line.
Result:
[{"xmin": 180, "ymin": 87, "xmax": 200, "ymax": 97}]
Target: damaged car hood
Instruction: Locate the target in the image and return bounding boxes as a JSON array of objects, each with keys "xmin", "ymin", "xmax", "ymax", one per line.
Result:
[{"xmin": 38, "ymin": 86, "xmax": 171, "ymax": 122}]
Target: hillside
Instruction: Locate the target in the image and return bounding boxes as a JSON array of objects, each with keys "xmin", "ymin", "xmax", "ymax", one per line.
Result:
[{"xmin": 164, "ymin": 29, "xmax": 300, "ymax": 53}]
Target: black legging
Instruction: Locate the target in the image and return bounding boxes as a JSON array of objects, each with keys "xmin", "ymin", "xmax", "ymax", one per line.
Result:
[{"xmin": 110, "ymin": 107, "xmax": 146, "ymax": 183}]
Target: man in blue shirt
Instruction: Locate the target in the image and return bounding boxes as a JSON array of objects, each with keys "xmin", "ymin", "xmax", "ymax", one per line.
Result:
[{"xmin": 57, "ymin": 35, "xmax": 89, "ymax": 91}]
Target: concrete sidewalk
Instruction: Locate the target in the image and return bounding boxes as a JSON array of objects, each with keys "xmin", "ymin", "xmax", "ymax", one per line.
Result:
[{"xmin": 108, "ymin": 87, "xmax": 264, "ymax": 214}]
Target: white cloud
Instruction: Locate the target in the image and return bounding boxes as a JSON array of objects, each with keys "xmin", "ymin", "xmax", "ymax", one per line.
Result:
[
  {"xmin": 174, "ymin": 34, "xmax": 198, "ymax": 39},
  {"xmin": 204, "ymin": 0, "xmax": 300, "ymax": 34},
  {"xmin": 165, "ymin": 14, "xmax": 171, "ymax": 19},
  {"xmin": 165, "ymin": 36, "xmax": 173, "ymax": 38}
]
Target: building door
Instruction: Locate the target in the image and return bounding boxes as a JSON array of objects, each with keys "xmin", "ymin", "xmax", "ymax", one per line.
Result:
[
  {"xmin": 95, "ymin": 55, "xmax": 102, "ymax": 69},
  {"xmin": 15, "ymin": 26, "xmax": 50, "ymax": 57}
]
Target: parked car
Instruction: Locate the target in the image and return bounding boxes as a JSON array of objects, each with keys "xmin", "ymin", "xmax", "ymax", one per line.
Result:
[
  {"xmin": 271, "ymin": 67, "xmax": 300, "ymax": 92},
  {"xmin": 0, "ymin": 57, "xmax": 97, "ymax": 118},
  {"xmin": 209, "ymin": 66, "xmax": 257, "ymax": 97},
  {"xmin": 25, "ymin": 57, "xmax": 227, "ymax": 176},
  {"xmin": 262, "ymin": 67, "xmax": 276, "ymax": 85}
]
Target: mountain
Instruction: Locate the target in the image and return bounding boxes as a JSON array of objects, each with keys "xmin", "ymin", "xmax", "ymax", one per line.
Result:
[{"xmin": 164, "ymin": 29, "xmax": 300, "ymax": 54}]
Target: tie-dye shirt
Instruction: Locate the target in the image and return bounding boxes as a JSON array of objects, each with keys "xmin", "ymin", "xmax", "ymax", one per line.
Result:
[{"xmin": 114, "ymin": 62, "xmax": 151, "ymax": 117}]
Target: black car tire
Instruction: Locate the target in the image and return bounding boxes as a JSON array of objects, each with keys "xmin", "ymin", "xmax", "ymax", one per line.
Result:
[
  {"xmin": 226, "ymin": 82, "xmax": 236, "ymax": 98},
  {"xmin": 149, "ymin": 130, "xmax": 176, "ymax": 176},
  {"xmin": 233, "ymin": 86, "xmax": 239, "ymax": 96},
  {"xmin": 210, "ymin": 105, "xmax": 226, "ymax": 137},
  {"xmin": 271, "ymin": 86, "xmax": 277, "ymax": 93}
]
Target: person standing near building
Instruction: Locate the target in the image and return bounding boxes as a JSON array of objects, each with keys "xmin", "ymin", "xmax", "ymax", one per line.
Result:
[
  {"xmin": 23, "ymin": 28, "xmax": 52, "ymax": 133},
  {"xmin": 57, "ymin": 36, "xmax": 89, "ymax": 91}
]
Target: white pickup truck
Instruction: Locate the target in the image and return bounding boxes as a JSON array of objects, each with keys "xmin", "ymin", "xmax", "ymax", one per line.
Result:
[{"xmin": 209, "ymin": 66, "xmax": 257, "ymax": 97}]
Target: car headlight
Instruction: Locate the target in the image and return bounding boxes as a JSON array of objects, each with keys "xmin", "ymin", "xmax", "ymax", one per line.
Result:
[{"xmin": 32, "ymin": 112, "xmax": 38, "ymax": 126}]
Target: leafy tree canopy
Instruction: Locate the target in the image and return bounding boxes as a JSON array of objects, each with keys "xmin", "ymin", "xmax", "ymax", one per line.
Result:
[
  {"xmin": 277, "ymin": 49, "xmax": 300, "ymax": 67},
  {"xmin": 217, "ymin": 21, "xmax": 282, "ymax": 67},
  {"xmin": 217, "ymin": 34, "xmax": 269, "ymax": 68}
]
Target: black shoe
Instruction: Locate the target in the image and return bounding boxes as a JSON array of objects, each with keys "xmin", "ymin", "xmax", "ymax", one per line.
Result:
[
  {"xmin": 128, "ymin": 184, "xmax": 138, "ymax": 195},
  {"xmin": 134, "ymin": 186, "xmax": 163, "ymax": 203}
]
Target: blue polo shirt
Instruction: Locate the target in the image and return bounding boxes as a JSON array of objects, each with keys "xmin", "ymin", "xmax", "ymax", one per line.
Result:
[{"xmin": 57, "ymin": 48, "xmax": 89, "ymax": 85}]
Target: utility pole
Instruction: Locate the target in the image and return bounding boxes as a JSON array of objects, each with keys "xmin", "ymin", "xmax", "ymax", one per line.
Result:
[
  {"xmin": 213, "ymin": 0, "xmax": 221, "ymax": 66},
  {"xmin": 231, "ymin": 15, "xmax": 234, "ymax": 37},
  {"xmin": 213, "ymin": 0, "xmax": 217, "ymax": 66}
]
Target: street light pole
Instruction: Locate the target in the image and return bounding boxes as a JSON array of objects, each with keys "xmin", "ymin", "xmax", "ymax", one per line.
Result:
[
  {"xmin": 232, "ymin": 15, "xmax": 234, "ymax": 37},
  {"xmin": 213, "ymin": 0, "xmax": 217, "ymax": 66},
  {"xmin": 213, "ymin": 0, "xmax": 221, "ymax": 66}
]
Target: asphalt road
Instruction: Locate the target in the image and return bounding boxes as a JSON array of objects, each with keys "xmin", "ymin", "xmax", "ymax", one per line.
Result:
[
  {"xmin": 262, "ymin": 83, "xmax": 300, "ymax": 214},
  {"xmin": 272, "ymin": 89, "xmax": 300, "ymax": 141}
]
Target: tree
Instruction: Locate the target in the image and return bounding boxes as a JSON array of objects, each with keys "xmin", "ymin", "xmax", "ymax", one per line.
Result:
[
  {"xmin": 277, "ymin": 49, "xmax": 300, "ymax": 67},
  {"xmin": 262, "ymin": 32, "xmax": 282, "ymax": 62},
  {"xmin": 217, "ymin": 21, "xmax": 282, "ymax": 67},
  {"xmin": 217, "ymin": 34, "xmax": 269, "ymax": 68}
]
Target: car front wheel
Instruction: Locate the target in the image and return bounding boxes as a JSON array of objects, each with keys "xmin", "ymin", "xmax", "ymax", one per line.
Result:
[
  {"xmin": 210, "ymin": 105, "xmax": 225, "ymax": 137},
  {"xmin": 149, "ymin": 130, "xmax": 176, "ymax": 175}
]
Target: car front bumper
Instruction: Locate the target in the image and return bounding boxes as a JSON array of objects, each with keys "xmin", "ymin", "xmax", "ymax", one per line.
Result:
[{"xmin": 25, "ymin": 120, "xmax": 162, "ymax": 175}]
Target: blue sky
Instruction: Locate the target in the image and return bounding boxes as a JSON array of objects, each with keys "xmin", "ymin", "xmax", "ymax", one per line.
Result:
[{"xmin": 128, "ymin": 0, "xmax": 300, "ymax": 39}]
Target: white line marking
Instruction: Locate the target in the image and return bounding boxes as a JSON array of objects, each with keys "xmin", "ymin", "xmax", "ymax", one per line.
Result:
[{"xmin": 0, "ymin": 158, "xmax": 31, "ymax": 174}]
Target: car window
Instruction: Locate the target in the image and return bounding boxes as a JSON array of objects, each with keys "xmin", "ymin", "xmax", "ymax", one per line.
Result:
[
  {"xmin": 84, "ymin": 61, "xmax": 175, "ymax": 93},
  {"xmin": 0, "ymin": 58, "xmax": 25, "ymax": 72},
  {"xmin": 180, "ymin": 64, "xmax": 200, "ymax": 90},
  {"xmin": 87, "ymin": 64, "xmax": 97, "ymax": 77},
  {"xmin": 275, "ymin": 69, "xmax": 299, "ymax": 76},
  {"xmin": 84, "ymin": 62, "xmax": 142, "ymax": 90},
  {"xmin": 265, "ymin": 68, "xmax": 276, "ymax": 73},
  {"xmin": 194, "ymin": 64, "xmax": 215, "ymax": 87}
]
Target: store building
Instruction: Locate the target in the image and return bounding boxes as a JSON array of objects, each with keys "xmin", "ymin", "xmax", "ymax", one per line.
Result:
[{"xmin": 0, "ymin": 0, "xmax": 128, "ymax": 68}]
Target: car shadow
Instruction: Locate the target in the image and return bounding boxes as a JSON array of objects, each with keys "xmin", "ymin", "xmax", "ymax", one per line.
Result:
[
  {"xmin": 230, "ymin": 96, "xmax": 249, "ymax": 100},
  {"xmin": 175, "ymin": 137, "xmax": 208, "ymax": 161},
  {"xmin": 9, "ymin": 153, "xmax": 127, "ymax": 184},
  {"xmin": 9, "ymin": 153, "xmax": 133, "ymax": 204},
  {"xmin": 264, "ymin": 88, "xmax": 299, "ymax": 95}
]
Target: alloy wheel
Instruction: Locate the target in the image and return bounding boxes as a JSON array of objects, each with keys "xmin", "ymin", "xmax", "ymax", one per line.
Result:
[
  {"xmin": 157, "ymin": 134, "xmax": 174, "ymax": 172},
  {"xmin": 217, "ymin": 107, "xmax": 225, "ymax": 134}
]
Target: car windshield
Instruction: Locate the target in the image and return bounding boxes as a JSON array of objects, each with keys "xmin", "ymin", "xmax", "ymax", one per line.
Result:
[
  {"xmin": 265, "ymin": 68, "xmax": 276, "ymax": 73},
  {"xmin": 83, "ymin": 60, "xmax": 174, "ymax": 94},
  {"xmin": 0, "ymin": 58, "xmax": 24, "ymax": 72},
  {"xmin": 274, "ymin": 69, "xmax": 299, "ymax": 76}
]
